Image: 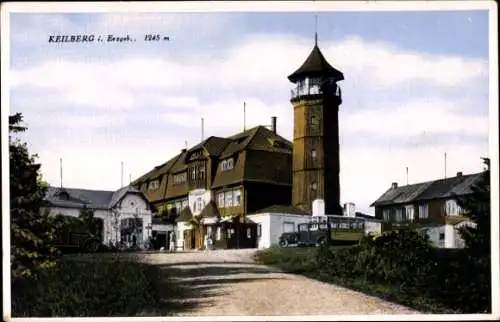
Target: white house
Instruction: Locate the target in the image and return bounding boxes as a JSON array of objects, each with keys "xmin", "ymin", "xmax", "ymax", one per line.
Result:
[
  {"xmin": 371, "ymin": 171, "xmax": 483, "ymax": 249},
  {"xmin": 247, "ymin": 205, "xmax": 312, "ymax": 249},
  {"xmin": 43, "ymin": 185, "xmax": 158, "ymax": 247}
]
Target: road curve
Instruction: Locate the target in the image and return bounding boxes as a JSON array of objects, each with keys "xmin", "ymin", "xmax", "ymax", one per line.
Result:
[{"xmin": 136, "ymin": 249, "xmax": 420, "ymax": 316}]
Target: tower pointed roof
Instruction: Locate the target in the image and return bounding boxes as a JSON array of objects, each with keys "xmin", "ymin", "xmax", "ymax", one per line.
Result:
[{"xmin": 288, "ymin": 44, "xmax": 344, "ymax": 83}]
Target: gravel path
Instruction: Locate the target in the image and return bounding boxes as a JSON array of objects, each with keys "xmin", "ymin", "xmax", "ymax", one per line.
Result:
[{"xmin": 137, "ymin": 249, "xmax": 420, "ymax": 316}]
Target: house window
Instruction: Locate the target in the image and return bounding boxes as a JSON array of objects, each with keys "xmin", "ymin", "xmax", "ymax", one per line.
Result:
[
  {"xmin": 310, "ymin": 181, "xmax": 317, "ymax": 191},
  {"xmin": 227, "ymin": 158, "xmax": 234, "ymax": 170},
  {"xmin": 216, "ymin": 227, "xmax": 221, "ymax": 241},
  {"xmin": 225, "ymin": 191, "xmax": 233, "ymax": 207},
  {"xmin": 196, "ymin": 197, "xmax": 204, "ymax": 212},
  {"xmin": 311, "ymin": 149, "xmax": 317, "ymax": 161},
  {"xmin": 439, "ymin": 232, "xmax": 445, "ymax": 240},
  {"xmin": 402, "ymin": 207, "xmax": 407, "ymax": 221},
  {"xmin": 218, "ymin": 192, "xmax": 225, "ymax": 208},
  {"xmin": 148, "ymin": 180, "xmax": 159, "ymax": 190},
  {"xmin": 234, "ymin": 189, "xmax": 241, "ymax": 206},
  {"xmin": 247, "ymin": 228, "xmax": 252, "ymax": 239},
  {"xmin": 191, "ymin": 168, "xmax": 197, "ymax": 180},
  {"xmin": 395, "ymin": 208, "xmax": 403, "ymax": 222},
  {"xmin": 382, "ymin": 209, "xmax": 390, "ymax": 222},
  {"xmin": 446, "ymin": 199, "xmax": 462, "ymax": 216},
  {"xmin": 257, "ymin": 224, "xmax": 262, "ymax": 237},
  {"xmin": 310, "ymin": 116, "xmax": 319, "ymax": 126},
  {"xmin": 406, "ymin": 205, "xmax": 415, "ymax": 221},
  {"xmin": 419, "ymin": 204, "xmax": 429, "ymax": 219},
  {"xmin": 173, "ymin": 173, "xmax": 186, "ymax": 184}
]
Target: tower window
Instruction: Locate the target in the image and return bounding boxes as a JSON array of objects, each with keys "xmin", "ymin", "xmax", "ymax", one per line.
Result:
[
  {"xmin": 311, "ymin": 149, "xmax": 317, "ymax": 161},
  {"xmin": 310, "ymin": 181, "xmax": 317, "ymax": 191},
  {"xmin": 310, "ymin": 116, "xmax": 319, "ymax": 126}
]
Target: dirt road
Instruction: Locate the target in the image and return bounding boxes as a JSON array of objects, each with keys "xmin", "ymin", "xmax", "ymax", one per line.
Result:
[{"xmin": 137, "ymin": 249, "xmax": 420, "ymax": 316}]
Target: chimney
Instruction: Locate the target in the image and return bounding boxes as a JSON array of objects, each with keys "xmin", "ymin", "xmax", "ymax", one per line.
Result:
[
  {"xmin": 271, "ymin": 116, "xmax": 277, "ymax": 134},
  {"xmin": 391, "ymin": 182, "xmax": 398, "ymax": 189},
  {"xmin": 456, "ymin": 172, "xmax": 463, "ymax": 177},
  {"xmin": 347, "ymin": 202, "xmax": 355, "ymax": 218}
]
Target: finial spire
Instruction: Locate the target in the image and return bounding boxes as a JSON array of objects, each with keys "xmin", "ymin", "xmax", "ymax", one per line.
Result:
[{"xmin": 314, "ymin": 14, "xmax": 318, "ymax": 45}]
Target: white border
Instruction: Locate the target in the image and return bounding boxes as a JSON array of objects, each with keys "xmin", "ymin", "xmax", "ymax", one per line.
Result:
[{"xmin": 1, "ymin": 1, "xmax": 499, "ymax": 322}]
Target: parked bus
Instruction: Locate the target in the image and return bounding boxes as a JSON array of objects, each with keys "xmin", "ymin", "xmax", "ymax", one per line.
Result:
[{"xmin": 278, "ymin": 215, "xmax": 366, "ymax": 247}]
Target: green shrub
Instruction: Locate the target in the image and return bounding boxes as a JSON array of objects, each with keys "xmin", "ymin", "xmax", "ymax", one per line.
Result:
[
  {"xmin": 316, "ymin": 228, "xmax": 434, "ymax": 288},
  {"xmin": 316, "ymin": 244, "xmax": 361, "ymax": 280},
  {"xmin": 423, "ymin": 249, "xmax": 491, "ymax": 313},
  {"xmin": 12, "ymin": 256, "xmax": 160, "ymax": 317}
]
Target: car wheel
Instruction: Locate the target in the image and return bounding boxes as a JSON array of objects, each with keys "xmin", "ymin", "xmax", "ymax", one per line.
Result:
[
  {"xmin": 86, "ymin": 240, "xmax": 100, "ymax": 253},
  {"xmin": 316, "ymin": 237, "xmax": 326, "ymax": 247},
  {"xmin": 279, "ymin": 239, "xmax": 289, "ymax": 248}
]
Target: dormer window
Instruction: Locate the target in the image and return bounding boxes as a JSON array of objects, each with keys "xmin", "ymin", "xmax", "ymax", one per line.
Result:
[
  {"xmin": 221, "ymin": 158, "xmax": 234, "ymax": 171},
  {"xmin": 148, "ymin": 180, "xmax": 159, "ymax": 191},
  {"xmin": 57, "ymin": 190, "xmax": 70, "ymax": 200},
  {"xmin": 173, "ymin": 172, "xmax": 187, "ymax": 184}
]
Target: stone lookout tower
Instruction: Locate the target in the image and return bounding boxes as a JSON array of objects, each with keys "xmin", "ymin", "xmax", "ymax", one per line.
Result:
[{"xmin": 288, "ymin": 33, "xmax": 344, "ymax": 215}]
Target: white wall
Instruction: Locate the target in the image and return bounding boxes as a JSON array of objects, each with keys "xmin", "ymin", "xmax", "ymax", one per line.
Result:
[
  {"xmin": 424, "ymin": 226, "xmax": 445, "ymax": 248},
  {"xmin": 175, "ymin": 221, "xmax": 192, "ymax": 250},
  {"xmin": 247, "ymin": 213, "xmax": 271, "ymax": 249},
  {"xmin": 44, "ymin": 192, "xmax": 153, "ymax": 246},
  {"xmin": 188, "ymin": 188, "xmax": 211, "ymax": 217},
  {"xmin": 248, "ymin": 213, "xmax": 311, "ymax": 248},
  {"xmin": 44, "ymin": 206, "xmax": 112, "ymax": 243},
  {"xmin": 119, "ymin": 194, "xmax": 149, "ymax": 213},
  {"xmin": 152, "ymin": 224, "xmax": 174, "ymax": 232}
]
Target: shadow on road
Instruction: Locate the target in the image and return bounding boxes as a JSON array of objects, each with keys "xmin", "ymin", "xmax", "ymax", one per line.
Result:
[{"xmin": 144, "ymin": 258, "xmax": 288, "ymax": 316}]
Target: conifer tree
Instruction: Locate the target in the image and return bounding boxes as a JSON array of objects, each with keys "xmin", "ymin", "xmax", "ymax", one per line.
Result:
[
  {"xmin": 10, "ymin": 113, "xmax": 59, "ymax": 279},
  {"xmin": 456, "ymin": 157, "xmax": 491, "ymax": 257}
]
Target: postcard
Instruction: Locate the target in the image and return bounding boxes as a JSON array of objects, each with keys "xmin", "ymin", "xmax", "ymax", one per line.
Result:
[{"xmin": 2, "ymin": 1, "xmax": 498, "ymax": 321}]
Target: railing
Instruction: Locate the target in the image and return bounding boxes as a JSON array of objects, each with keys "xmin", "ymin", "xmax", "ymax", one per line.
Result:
[{"xmin": 291, "ymin": 84, "xmax": 342, "ymax": 100}]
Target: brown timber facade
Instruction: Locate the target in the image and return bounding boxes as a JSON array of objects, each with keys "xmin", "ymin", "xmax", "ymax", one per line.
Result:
[
  {"xmin": 288, "ymin": 41, "xmax": 345, "ymax": 215},
  {"xmin": 132, "ymin": 124, "xmax": 292, "ymax": 250}
]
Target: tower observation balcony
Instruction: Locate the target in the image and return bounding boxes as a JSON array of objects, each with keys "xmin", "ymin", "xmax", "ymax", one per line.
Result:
[{"xmin": 290, "ymin": 76, "xmax": 342, "ymax": 103}]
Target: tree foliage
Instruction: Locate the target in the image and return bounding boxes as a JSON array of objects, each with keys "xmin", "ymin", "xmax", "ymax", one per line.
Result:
[
  {"xmin": 456, "ymin": 157, "xmax": 491, "ymax": 257},
  {"xmin": 10, "ymin": 113, "xmax": 59, "ymax": 279},
  {"xmin": 79, "ymin": 207, "xmax": 103, "ymax": 239}
]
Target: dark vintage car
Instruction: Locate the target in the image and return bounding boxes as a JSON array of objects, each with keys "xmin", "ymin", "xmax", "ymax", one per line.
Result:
[
  {"xmin": 278, "ymin": 222, "xmax": 330, "ymax": 247},
  {"xmin": 278, "ymin": 215, "xmax": 366, "ymax": 248},
  {"xmin": 53, "ymin": 215, "xmax": 103, "ymax": 253}
]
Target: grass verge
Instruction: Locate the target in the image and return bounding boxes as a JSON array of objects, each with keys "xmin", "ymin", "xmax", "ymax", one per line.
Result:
[
  {"xmin": 255, "ymin": 246, "xmax": 459, "ymax": 314},
  {"xmin": 12, "ymin": 254, "xmax": 163, "ymax": 317}
]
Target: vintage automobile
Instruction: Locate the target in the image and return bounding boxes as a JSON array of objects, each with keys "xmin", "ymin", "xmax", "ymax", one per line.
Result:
[
  {"xmin": 53, "ymin": 215, "xmax": 103, "ymax": 253},
  {"xmin": 278, "ymin": 215, "xmax": 366, "ymax": 247}
]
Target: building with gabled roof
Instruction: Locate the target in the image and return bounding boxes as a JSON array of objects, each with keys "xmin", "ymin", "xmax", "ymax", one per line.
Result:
[
  {"xmin": 132, "ymin": 119, "xmax": 293, "ymax": 250},
  {"xmin": 43, "ymin": 185, "xmax": 157, "ymax": 249},
  {"xmin": 371, "ymin": 171, "xmax": 484, "ymax": 248}
]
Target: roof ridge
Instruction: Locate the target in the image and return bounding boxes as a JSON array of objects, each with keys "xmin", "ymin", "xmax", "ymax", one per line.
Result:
[
  {"xmin": 241, "ymin": 126, "xmax": 262, "ymax": 150},
  {"xmin": 49, "ymin": 185, "xmax": 116, "ymax": 194}
]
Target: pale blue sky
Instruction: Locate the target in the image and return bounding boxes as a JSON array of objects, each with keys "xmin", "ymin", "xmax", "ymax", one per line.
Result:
[{"xmin": 8, "ymin": 8, "xmax": 491, "ymax": 214}]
